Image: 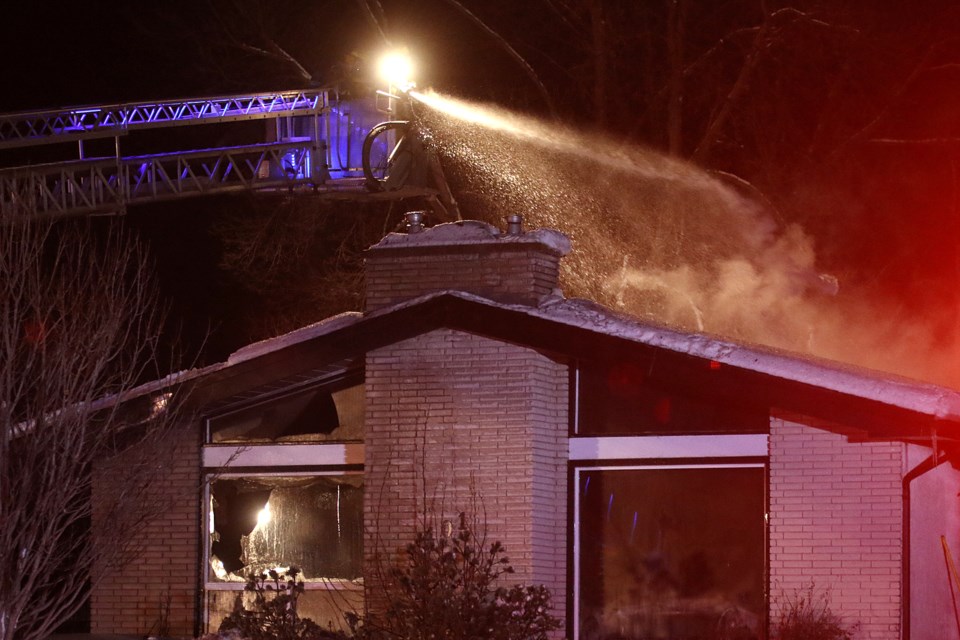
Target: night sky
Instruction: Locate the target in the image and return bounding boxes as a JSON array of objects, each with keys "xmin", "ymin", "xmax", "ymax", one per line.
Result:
[{"xmin": 4, "ymin": 1, "xmax": 960, "ymax": 386}]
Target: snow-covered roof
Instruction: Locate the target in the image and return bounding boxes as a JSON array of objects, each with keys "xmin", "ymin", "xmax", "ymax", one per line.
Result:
[
  {"xmin": 210, "ymin": 288, "xmax": 960, "ymax": 423},
  {"xmin": 227, "ymin": 311, "xmax": 363, "ymax": 365},
  {"xmin": 527, "ymin": 295, "xmax": 960, "ymax": 422}
]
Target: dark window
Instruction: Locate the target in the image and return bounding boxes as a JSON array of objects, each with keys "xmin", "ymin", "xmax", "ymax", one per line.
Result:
[
  {"xmin": 576, "ymin": 360, "xmax": 767, "ymax": 435},
  {"xmin": 577, "ymin": 465, "xmax": 765, "ymax": 640}
]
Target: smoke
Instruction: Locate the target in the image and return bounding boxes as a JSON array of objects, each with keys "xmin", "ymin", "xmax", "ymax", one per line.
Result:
[
  {"xmin": 414, "ymin": 90, "xmax": 960, "ymax": 389},
  {"xmin": 614, "ymin": 225, "xmax": 829, "ymax": 343}
]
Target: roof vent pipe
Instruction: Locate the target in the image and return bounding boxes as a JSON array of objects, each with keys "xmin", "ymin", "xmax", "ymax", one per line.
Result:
[
  {"xmin": 405, "ymin": 211, "xmax": 425, "ymax": 233},
  {"xmin": 505, "ymin": 214, "xmax": 523, "ymax": 236}
]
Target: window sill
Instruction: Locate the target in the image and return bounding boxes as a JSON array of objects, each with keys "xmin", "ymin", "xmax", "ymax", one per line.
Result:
[{"xmin": 204, "ymin": 579, "xmax": 363, "ymax": 591}]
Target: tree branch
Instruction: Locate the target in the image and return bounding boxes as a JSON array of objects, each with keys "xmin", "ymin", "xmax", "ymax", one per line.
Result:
[{"xmin": 436, "ymin": 0, "xmax": 560, "ymax": 119}]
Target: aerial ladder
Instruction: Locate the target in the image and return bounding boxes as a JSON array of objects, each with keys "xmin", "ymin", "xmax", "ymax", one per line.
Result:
[{"xmin": 0, "ymin": 85, "xmax": 457, "ymax": 221}]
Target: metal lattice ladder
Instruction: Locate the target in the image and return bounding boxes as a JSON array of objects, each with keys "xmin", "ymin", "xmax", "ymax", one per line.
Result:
[{"xmin": 0, "ymin": 88, "xmax": 396, "ymax": 220}]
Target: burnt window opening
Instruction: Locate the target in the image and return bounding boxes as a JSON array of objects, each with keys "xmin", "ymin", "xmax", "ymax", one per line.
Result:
[
  {"xmin": 208, "ymin": 475, "xmax": 363, "ymax": 582},
  {"xmin": 208, "ymin": 381, "xmax": 365, "ymax": 443},
  {"xmin": 575, "ymin": 360, "xmax": 767, "ymax": 435}
]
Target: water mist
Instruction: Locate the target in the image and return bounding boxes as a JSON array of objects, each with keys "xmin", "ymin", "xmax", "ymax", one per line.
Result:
[{"xmin": 410, "ymin": 89, "xmax": 960, "ymax": 390}]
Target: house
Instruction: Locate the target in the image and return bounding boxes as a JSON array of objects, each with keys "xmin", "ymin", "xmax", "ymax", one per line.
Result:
[{"xmin": 91, "ymin": 215, "xmax": 960, "ymax": 640}]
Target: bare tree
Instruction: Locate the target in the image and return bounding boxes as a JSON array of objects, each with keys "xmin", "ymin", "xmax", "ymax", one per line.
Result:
[
  {"xmin": 0, "ymin": 219, "xmax": 185, "ymax": 640},
  {"xmin": 212, "ymin": 196, "xmax": 406, "ymax": 341}
]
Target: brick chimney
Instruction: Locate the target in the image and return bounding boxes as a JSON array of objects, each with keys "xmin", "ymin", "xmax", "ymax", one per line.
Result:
[
  {"xmin": 362, "ymin": 213, "xmax": 572, "ymax": 627},
  {"xmin": 364, "ymin": 214, "xmax": 571, "ymax": 312}
]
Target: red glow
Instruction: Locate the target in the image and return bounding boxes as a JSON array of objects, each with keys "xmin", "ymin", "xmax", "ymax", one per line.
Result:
[
  {"xmin": 709, "ymin": 360, "xmax": 722, "ymax": 371},
  {"xmin": 607, "ymin": 362, "xmax": 645, "ymax": 394},
  {"xmin": 654, "ymin": 397, "xmax": 672, "ymax": 424}
]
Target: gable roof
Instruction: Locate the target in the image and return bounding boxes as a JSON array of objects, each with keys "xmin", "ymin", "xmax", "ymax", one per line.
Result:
[{"xmin": 175, "ymin": 290, "xmax": 960, "ymax": 444}]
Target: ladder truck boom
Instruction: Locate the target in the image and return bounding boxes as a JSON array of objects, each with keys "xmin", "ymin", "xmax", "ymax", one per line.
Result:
[
  {"xmin": 1, "ymin": 141, "xmax": 330, "ymax": 218},
  {"xmin": 0, "ymin": 85, "xmax": 457, "ymax": 222},
  {"xmin": 0, "ymin": 89, "xmax": 330, "ymax": 150}
]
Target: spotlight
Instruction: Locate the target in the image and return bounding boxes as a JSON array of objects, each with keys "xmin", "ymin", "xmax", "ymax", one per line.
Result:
[{"xmin": 378, "ymin": 50, "xmax": 415, "ymax": 90}]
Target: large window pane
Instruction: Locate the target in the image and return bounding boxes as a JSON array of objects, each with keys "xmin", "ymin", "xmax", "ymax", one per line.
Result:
[
  {"xmin": 208, "ymin": 475, "xmax": 363, "ymax": 582},
  {"xmin": 577, "ymin": 466, "xmax": 764, "ymax": 640}
]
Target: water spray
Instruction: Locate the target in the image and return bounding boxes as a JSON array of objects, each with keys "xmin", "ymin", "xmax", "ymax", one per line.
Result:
[{"xmin": 360, "ymin": 59, "xmax": 958, "ymax": 386}]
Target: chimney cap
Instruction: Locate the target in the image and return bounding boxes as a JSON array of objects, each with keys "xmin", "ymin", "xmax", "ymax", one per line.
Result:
[
  {"xmin": 405, "ymin": 211, "xmax": 425, "ymax": 233},
  {"xmin": 368, "ymin": 220, "xmax": 571, "ymax": 256},
  {"xmin": 505, "ymin": 214, "xmax": 523, "ymax": 236}
]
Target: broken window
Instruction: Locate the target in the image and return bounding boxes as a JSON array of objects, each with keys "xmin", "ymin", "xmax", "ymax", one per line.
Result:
[
  {"xmin": 575, "ymin": 360, "xmax": 767, "ymax": 435},
  {"xmin": 208, "ymin": 381, "xmax": 365, "ymax": 443},
  {"xmin": 207, "ymin": 474, "xmax": 363, "ymax": 583},
  {"xmin": 575, "ymin": 465, "xmax": 765, "ymax": 640}
]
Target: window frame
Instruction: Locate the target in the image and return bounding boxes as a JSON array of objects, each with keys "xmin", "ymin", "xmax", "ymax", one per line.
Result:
[
  {"xmin": 570, "ymin": 460, "xmax": 768, "ymax": 640},
  {"xmin": 570, "ymin": 360, "xmax": 769, "ymax": 437},
  {"xmin": 202, "ymin": 468, "xmax": 365, "ymax": 592},
  {"xmin": 204, "ymin": 372, "xmax": 364, "ymax": 445},
  {"xmin": 200, "ymin": 372, "xmax": 367, "ymax": 632}
]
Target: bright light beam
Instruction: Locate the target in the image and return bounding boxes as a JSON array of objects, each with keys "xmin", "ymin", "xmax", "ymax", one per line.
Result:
[
  {"xmin": 256, "ymin": 503, "xmax": 271, "ymax": 527},
  {"xmin": 379, "ymin": 51, "xmax": 415, "ymax": 90}
]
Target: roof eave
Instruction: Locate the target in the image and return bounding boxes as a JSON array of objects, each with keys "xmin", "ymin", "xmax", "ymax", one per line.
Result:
[{"xmin": 172, "ymin": 292, "xmax": 960, "ymax": 439}]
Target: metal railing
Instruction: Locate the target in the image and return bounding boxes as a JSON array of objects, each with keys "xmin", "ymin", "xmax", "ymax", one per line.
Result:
[
  {"xmin": 0, "ymin": 89, "xmax": 331, "ymax": 150},
  {"xmin": 0, "ymin": 140, "xmax": 370, "ymax": 220}
]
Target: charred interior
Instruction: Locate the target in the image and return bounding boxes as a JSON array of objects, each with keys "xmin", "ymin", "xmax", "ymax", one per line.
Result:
[
  {"xmin": 209, "ymin": 475, "xmax": 363, "ymax": 582},
  {"xmin": 205, "ymin": 378, "xmax": 366, "ymax": 585},
  {"xmin": 208, "ymin": 381, "xmax": 364, "ymax": 443}
]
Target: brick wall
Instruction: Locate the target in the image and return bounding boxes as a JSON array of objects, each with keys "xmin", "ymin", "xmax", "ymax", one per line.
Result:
[
  {"xmin": 769, "ymin": 418, "xmax": 903, "ymax": 640},
  {"xmin": 91, "ymin": 423, "xmax": 201, "ymax": 636},
  {"xmin": 364, "ymin": 223, "xmax": 568, "ymax": 311},
  {"xmin": 364, "ymin": 329, "xmax": 569, "ymax": 625}
]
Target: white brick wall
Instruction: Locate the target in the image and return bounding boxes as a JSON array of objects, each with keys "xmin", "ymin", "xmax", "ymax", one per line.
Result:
[{"xmin": 769, "ymin": 418, "xmax": 903, "ymax": 640}]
